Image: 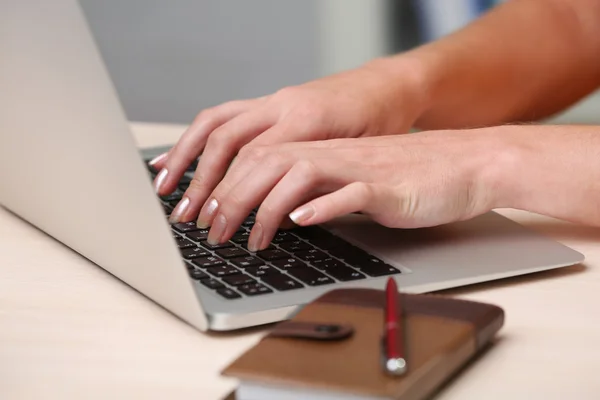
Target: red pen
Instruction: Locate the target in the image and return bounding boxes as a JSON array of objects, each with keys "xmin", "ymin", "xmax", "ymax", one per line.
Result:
[{"xmin": 382, "ymin": 277, "xmax": 407, "ymax": 376}]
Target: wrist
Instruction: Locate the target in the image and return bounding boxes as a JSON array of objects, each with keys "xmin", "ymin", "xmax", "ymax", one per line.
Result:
[{"xmin": 469, "ymin": 126, "xmax": 528, "ymax": 211}]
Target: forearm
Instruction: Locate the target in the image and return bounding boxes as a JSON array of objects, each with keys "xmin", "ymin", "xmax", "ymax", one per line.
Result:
[
  {"xmin": 373, "ymin": 0, "xmax": 600, "ymax": 130},
  {"xmin": 488, "ymin": 124, "xmax": 600, "ymax": 226}
]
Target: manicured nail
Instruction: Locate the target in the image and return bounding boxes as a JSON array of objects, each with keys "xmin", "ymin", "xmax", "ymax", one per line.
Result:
[
  {"xmin": 153, "ymin": 168, "xmax": 168, "ymax": 193},
  {"xmin": 207, "ymin": 213, "xmax": 227, "ymax": 245},
  {"xmin": 289, "ymin": 205, "xmax": 315, "ymax": 224},
  {"xmin": 197, "ymin": 198, "xmax": 219, "ymax": 228},
  {"xmin": 247, "ymin": 222, "xmax": 263, "ymax": 252},
  {"xmin": 168, "ymin": 196, "xmax": 190, "ymax": 224},
  {"xmin": 149, "ymin": 152, "xmax": 168, "ymax": 166}
]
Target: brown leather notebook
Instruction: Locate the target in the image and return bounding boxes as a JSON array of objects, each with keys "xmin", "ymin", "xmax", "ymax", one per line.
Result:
[{"xmin": 221, "ymin": 288, "xmax": 504, "ymax": 400}]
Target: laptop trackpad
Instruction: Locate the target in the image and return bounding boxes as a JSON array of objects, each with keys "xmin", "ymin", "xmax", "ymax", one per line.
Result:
[{"xmin": 321, "ymin": 211, "xmax": 565, "ymax": 274}]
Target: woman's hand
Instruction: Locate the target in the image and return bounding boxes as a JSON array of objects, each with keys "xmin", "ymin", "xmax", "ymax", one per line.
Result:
[
  {"xmin": 194, "ymin": 128, "xmax": 510, "ymax": 251},
  {"xmin": 149, "ymin": 58, "xmax": 430, "ymax": 224}
]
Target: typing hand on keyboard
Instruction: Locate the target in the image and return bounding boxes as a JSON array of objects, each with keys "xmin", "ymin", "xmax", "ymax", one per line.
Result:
[{"xmin": 148, "ymin": 164, "xmax": 401, "ymax": 300}]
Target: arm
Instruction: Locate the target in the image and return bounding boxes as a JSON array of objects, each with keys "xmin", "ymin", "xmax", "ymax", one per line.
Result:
[
  {"xmin": 376, "ymin": 0, "xmax": 600, "ymax": 129},
  {"xmin": 194, "ymin": 124, "xmax": 600, "ymax": 250},
  {"xmin": 493, "ymin": 125, "xmax": 600, "ymax": 226},
  {"xmin": 153, "ymin": 0, "xmax": 600, "ymax": 227}
]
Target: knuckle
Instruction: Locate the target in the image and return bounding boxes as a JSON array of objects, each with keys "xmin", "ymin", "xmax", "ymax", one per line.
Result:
[
  {"xmin": 205, "ymin": 127, "xmax": 232, "ymax": 151},
  {"xmin": 193, "ymin": 107, "xmax": 216, "ymax": 124},
  {"xmin": 187, "ymin": 177, "xmax": 209, "ymax": 193},
  {"xmin": 352, "ymin": 182, "xmax": 374, "ymax": 200},
  {"xmin": 263, "ymin": 151, "xmax": 287, "ymax": 169},
  {"xmin": 273, "ymin": 86, "xmax": 300, "ymax": 101},
  {"xmin": 293, "ymin": 160, "xmax": 321, "ymax": 184},
  {"xmin": 238, "ymin": 144, "xmax": 269, "ymax": 163},
  {"xmin": 222, "ymin": 191, "xmax": 245, "ymax": 213}
]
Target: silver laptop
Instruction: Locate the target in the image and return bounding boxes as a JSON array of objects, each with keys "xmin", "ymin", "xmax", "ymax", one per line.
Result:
[{"xmin": 0, "ymin": 0, "xmax": 584, "ymax": 331}]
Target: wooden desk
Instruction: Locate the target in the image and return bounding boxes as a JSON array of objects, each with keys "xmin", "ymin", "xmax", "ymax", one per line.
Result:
[{"xmin": 1, "ymin": 123, "xmax": 600, "ymax": 399}]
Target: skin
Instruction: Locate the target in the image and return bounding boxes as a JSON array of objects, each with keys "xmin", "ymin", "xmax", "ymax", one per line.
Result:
[{"xmin": 150, "ymin": 0, "xmax": 600, "ymax": 251}]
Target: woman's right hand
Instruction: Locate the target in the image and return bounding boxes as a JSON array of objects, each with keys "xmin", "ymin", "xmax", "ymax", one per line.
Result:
[{"xmin": 150, "ymin": 57, "xmax": 431, "ymax": 225}]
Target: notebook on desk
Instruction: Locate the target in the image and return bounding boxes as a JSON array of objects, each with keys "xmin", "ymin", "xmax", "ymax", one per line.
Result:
[{"xmin": 221, "ymin": 287, "xmax": 504, "ymax": 400}]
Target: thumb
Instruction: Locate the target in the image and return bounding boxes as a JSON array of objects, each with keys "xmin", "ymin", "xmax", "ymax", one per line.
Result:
[{"xmin": 288, "ymin": 182, "xmax": 403, "ymax": 227}]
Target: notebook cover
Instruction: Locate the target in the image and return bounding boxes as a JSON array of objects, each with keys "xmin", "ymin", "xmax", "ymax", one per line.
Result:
[{"xmin": 221, "ymin": 288, "xmax": 504, "ymax": 400}]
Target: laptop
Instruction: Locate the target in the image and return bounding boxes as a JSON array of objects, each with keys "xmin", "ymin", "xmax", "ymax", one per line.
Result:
[{"xmin": 0, "ymin": 0, "xmax": 584, "ymax": 331}]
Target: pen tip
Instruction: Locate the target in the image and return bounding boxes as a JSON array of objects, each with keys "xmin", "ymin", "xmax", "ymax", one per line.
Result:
[{"xmin": 386, "ymin": 277, "xmax": 397, "ymax": 291}]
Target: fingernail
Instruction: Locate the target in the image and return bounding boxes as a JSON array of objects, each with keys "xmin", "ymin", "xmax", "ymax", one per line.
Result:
[
  {"xmin": 247, "ymin": 222, "xmax": 263, "ymax": 252},
  {"xmin": 289, "ymin": 205, "xmax": 315, "ymax": 224},
  {"xmin": 207, "ymin": 213, "xmax": 227, "ymax": 245},
  {"xmin": 149, "ymin": 152, "xmax": 168, "ymax": 166},
  {"xmin": 168, "ymin": 196, "xmax": 190, "ymax": 224},
  {"xmin": 197, "ymin": 198, "xmax": 219, "ymax": 228},
  {"xmin": 154, "ymin": 168, "xmax": 168, "ymax": 193}
]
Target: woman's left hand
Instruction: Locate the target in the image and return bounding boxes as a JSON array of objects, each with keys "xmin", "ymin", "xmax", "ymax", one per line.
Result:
[{"xmin": 197, "ymin": 128, "xmax": 512, "ymax": 251}]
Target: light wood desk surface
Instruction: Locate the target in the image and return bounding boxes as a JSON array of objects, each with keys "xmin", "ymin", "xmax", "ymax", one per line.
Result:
[{"xmin": 1, "ymin": 123, "xmax": 600, "ymax": 400}]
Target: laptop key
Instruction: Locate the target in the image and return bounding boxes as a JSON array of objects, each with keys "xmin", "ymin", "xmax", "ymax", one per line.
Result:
[
  {"xmin": 271, "ymin": 257, "xmax": 307, "ymax": 270},
  {"xmin": 216, "ymin": 287, "xmax": 242, "ymax": 300},
  {"xmin": 272, "ymin": 231, "xmax": 297, "ymax": 243},
  {"xmin": 287, "ymin": 267, "xmax": 335, "ymax": 286},
  {"xmin": 231, "ymin": 231, "xmax": 250, "ymax": 244},
  {"xmin": 323, "ymin": 266, "xmax": 366, "ymax": 281},
  {"xmin": 360, "ymin": 264, "xmax": 401, "ymax": 277},
  {"xmin": 186, "ymin": 229, "xmax": 209, "ymax": 242},
  {"xmin": 261, "ymin": 274, "xmax": 303, "ymax": 291},
  {"xmin": 242, "ymin": 216, "xmax": 255, "ymax": 227},
  {"xmin": 245, "ymin": 265, "xmax": 279, "ymax": 277},
  {"xmin": 162, "ymin": 204, "xmax": 173, "ymax": 214},
  {"xmin": 238, "ymin": 283, "xmax": 273, "ymax": 296},
  {"xmin": 328, "ymin": 245, "xmax": 373, "ymax": 263},
  {"xmin": 192, "ymin": 256, "xmax": 225, "ymax": 268},
  {"xmin": 175, "ymin": 237, "xmax": 195, "ymax": 249},
  {"xmin": 201, "ymin": 278, "xmax": 224, "ymax": 289},
  {"xmin": 278, "ymin": 240, "xmax": 313, "ymax": 252},
  {"xmin": 216, "ymin": 247, "xmax": 249, "ymax": 259},
  {"xmin": 257, "ymin": 248, "xmax": 289, "ymax": 261},
  {"xmin": 222, "ymin": 274, "xmax": 256, "ymax": 286},
  {"xmin": 206, "ymin": 265, "xmax": 240, "ymax": 277},
  {"xmin": 160, "ymin": 190, "xmax": 184, "ymax": 202},
  {"xmin": 200, "ymin": 240, "xmax": 234, "ymax": 250},
  {"xmin": 172, "ymin": 221, "xmax": 200, "ymax": 233},
  {"xmin": 189, "ymin": 269, "xmax": 209, "ymax": 280},
  {"xmin": 230, "ymin": 256, "xmax": 264, "ymax": 268},
  {"xmin": 295, "ymin": 249, "xmax": 329, "ymax": 263},
  {"xmin": 180, "ymin": 247, "xmax": 210, "ymax": 260},
  {"xmin": 311, "ymin": 258, "xmax": 345, "ymax": 270}
]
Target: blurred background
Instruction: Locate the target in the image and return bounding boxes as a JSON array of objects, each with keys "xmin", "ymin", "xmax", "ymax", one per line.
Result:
[{"xmin": 80, "ymin": 0, "xmax": 599, "ymax": 126}]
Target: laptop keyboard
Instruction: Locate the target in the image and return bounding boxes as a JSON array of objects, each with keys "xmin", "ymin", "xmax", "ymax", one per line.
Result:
[{"xmin": 148, "ymin": 162, "xmax": 400, "ymax": 300}]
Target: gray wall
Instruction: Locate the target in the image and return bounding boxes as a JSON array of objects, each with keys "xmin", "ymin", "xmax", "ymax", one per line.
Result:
[
  {"xmin": 81, "ymin": 1, "xmax": 598, "ymax": 126},
  {"xmin": 81, "ymin": 0, "xmax": 321, "ymax": 124}
]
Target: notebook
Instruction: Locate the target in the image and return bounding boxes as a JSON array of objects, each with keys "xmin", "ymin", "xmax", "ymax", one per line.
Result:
[{"xmin": 221, "ymin": 287, "xmax": 504, "ymax": 400}]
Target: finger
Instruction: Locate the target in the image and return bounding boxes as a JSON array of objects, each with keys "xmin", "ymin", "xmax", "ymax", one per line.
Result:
[
  {"xmin": 153, "ymin": 98, "xmax": 260, "ymax": 195},
  {"xmin": 193, "ymin": 122, "xmax": 329, "ymax": 229},
  {"xmin": 249, "ymin": 159, "xmax": 361, "ymax": 251},
  {"xmin": 288, "ymin": 182, "xmax": 398, "ymax": 226},
  {"xmin": 170, "ymin": 109, "xmax": 276, "ymax": 224},
  {"xmin": 203, "ymin": 152, "xmax": 295, "ymax": 246},
  {"xmin": 199, "ymin": 124, "xmax": 290, "ymax": 211},
  {"xmin": 218, "ymin": 128, "xmax": 352, "ymax": 197},
  {"xmin": 198, "ymin": 138, "xmax": 365, "ymax": 236},
  {"xmin": 148, "ymin": 152, "xmax": 169, "ymax": 170}
]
